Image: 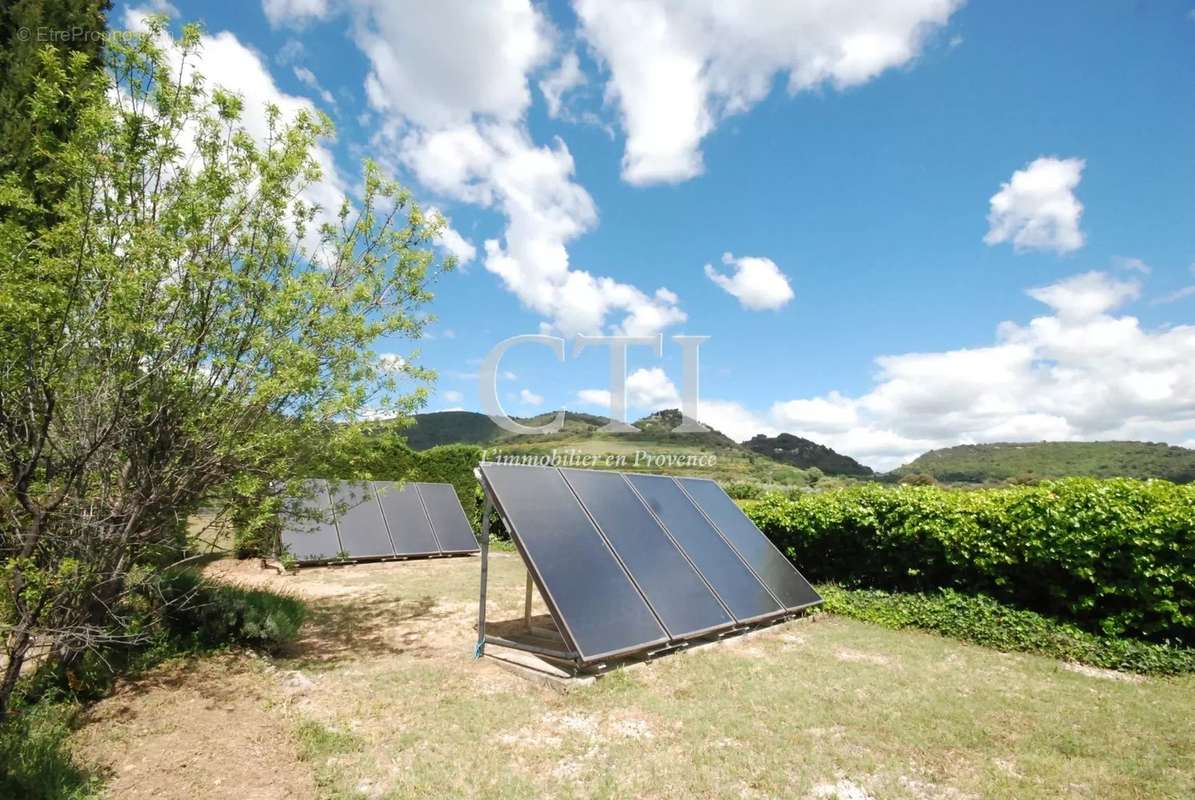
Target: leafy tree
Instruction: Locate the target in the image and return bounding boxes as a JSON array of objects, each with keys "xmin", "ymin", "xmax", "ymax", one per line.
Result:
[
  {"xmin": 0, "ymin": 18, "xmax": 451, "ymax": 718},
  {"xmin": 0, "ymin": 0, "xmax": 112, "ymax": 231}
]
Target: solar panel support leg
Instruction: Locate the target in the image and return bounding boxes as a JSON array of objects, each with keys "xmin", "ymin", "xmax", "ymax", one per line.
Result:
[
  {"xmin": 476, "ymin": 495, "xmax": 493, "ymax": 659},
  {"xmin": 523, "ymin": 570, "xmax": 534, "ymax": 630}
]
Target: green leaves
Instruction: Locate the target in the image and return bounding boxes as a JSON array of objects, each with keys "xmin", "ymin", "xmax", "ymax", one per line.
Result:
[
  {"xmin": 820, "ymin": 585, "xmax": 1195, "ymax": 676},
  {"xmin": 749, "ymin": 479, "xmax": 1195, "ymax": 644},
  {"xmin": 0, "ymin": 16, "xmax": 445, "ymax": 716}
]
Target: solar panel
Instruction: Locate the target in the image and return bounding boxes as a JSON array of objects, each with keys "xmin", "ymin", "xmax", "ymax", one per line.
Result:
[
  {"xmin": 328, "ymin": 481, "xmax": 394, "ymax": 558},
  {"xmin": 375, "ymin": 481, "xmax": 440, "ymax": 555},
  {"xmin": 561, "ymin": 468, "xmax": 734, "ymax": 639},
  {"xmin": 623, "ymin": 473, "xmax": 783, "ymax": 623},
  {"xmin": 479, "ymin": 463, "xmax": 668, "ymax": 662},
  {"xmin": 417, "ymin": 483, "xmax": 479, "ymax": 554},
  {"xmin": 678, "ymin": 477, "xmax": 821, "ymax": 610},
  {"xmin": 280, "ymin": 479, "xmax": 343, "ymax": 562}
]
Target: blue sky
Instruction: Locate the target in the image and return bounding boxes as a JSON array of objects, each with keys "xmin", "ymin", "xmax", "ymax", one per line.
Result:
[{"xmin": 119, "ymin": 1, "xmax": 1195, "ymax": 468}]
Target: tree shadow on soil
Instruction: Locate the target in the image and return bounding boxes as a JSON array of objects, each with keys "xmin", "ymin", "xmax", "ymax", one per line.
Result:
[{"xmin": 280, "ymin": 592, "xmax": 445, "ymax": 668}]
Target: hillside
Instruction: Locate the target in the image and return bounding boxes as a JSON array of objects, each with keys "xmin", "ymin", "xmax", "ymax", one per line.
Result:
[
  {"xmin": 893, "ymin": 441, "xmax": 1195, "ymax": 483},
  {"xmin": 399, "ymin": 410, "xmax": 504, "ymax": 450},
  {"xmin": 743, "ymin": 433, "xmax": 874, "ymax": 477},
  {"xmin": 398, "ymin": 409, "xmax": 613, "ymax": 450},
  {"xmin": 396, "ymin": 408, "xmax": 835, "ymax": 487}
]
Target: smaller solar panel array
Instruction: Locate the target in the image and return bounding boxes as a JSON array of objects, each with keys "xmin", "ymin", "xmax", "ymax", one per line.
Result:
[
  {"xmin": 478, "ymin": 464, "xmax": 822, "ymax": 664},
  {"xmin": 281, "ymin": 480, "xmax": 479, "ymax": 563}
]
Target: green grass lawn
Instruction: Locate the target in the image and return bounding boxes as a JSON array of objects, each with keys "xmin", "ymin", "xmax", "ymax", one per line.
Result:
[{"xmin": 165, "ymin": 555, "xmax": 1195, "ymax": 800}]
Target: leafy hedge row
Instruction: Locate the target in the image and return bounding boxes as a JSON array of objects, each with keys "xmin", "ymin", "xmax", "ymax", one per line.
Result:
[
  {"xmin": 819, "ymin": 585, "xmax": 1195, "ymax": 676},
  {"xmin": 746, "ymin": 479, "xmax": 1194, "ymax": 644}
]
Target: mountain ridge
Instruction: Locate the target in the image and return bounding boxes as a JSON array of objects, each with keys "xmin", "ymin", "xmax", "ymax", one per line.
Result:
[{"xmin": 893, "ymin": 441, "xmax": 1195, "ymax": 483}]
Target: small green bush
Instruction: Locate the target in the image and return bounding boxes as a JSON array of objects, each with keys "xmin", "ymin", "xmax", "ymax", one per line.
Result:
[
  {"xmin": 159, "ymin": 570, "xmax": 306, "ymax": 651},
  {"xmin": 819, "ymin": 585, "xmax": 1195, "ymax": 676},
  {"xmin": 725, "ymin": 482, "xmax": 764, "ymax": 500},
  {"xmin": 0, "ymin": 702, "xmax": 99, "ymax": 800},
  {"xmin": 749, "ymin": 478, "xmax": 1195, "ymax": 643}
]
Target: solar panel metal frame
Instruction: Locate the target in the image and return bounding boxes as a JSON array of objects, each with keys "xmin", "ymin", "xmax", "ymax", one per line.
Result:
[{"xmin": 476, "ymin": 464, "xmax": 670, "ymax": 664}]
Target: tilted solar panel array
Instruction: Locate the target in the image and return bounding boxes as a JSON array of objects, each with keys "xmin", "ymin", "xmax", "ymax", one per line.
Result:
[
  {"xmin": 280, "ymin": 480, "xmax": 479, "ymax": 563},
  {"xmin": 477, "ymin": 463, "xmax": 821, "ymax": 664}
]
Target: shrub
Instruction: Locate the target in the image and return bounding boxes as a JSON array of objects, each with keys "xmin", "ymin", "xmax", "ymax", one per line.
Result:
[
  {"xmin": 0, "ymin": 702, "xmax": 98, "ymax": 800},
  {"xmin": 17, "ymin": 570, "xmax": 308, "ymax": 705},
  {"xmin": 725, "ymin": 482, "xmax": 764, "ymax": 500},
  {"xmin": 749, "ymin": 478, "xmax": 1195, "ymax": 643},
  {"xmin": 159, "ymin": 570, "xmax": 306, "ymax": 651},
  {"xmin": 819, "ymin": 585, "xmax": 1195, "ymax": 676}
]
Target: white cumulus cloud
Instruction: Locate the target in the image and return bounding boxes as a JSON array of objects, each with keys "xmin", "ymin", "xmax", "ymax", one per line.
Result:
[
  {"xmin": 425, "ymin": 206, "xmax": 477, "ymax": 266},
  {"xmin": 984, "ymin": 156, "xmax": 1086, "ymax": 254},
  {"xmin": 704, "ymin": 252, "xmax": 794, "ymax": 310},
  {"xmin": 696, "ymin": 271, "xmax": 1193, "ymax": 470},
  {"xmin": 576, "ymin": 388, "xmax": 613, "ymax": 408},
  {"xmin": 356, "ymin": 0, "xmax": 552, "ymax": 129},
  {"xmin": 345, "ymin": 1, "xmax": 686, "ymax": 337},
  {"xmin": 398, "ymin": 122, "xmax": 685, "ymax": 336},
  {"xmin": 626, "ymin": 367, "xmax": 681, "ymax": 408},
  {"xmin": 292, "ymin": 65, "xmax": 336, "ymax": 107},
  {"xmin": 574, "ymin": 0, "xmax": 962, "ymax": 184},
  {"xmin": 576, "ymin": 367, "xmax": 680, "ymax": 412},
  {"xmin": 519, "ymin": 388, "xmax": 544, "ymax": 406}
]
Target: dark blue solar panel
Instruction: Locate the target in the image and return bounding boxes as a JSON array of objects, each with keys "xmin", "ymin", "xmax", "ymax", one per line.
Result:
[
  {"xmin": 480, "ymin": 464, "xmax": 667, "ymax": 662},
  {"xmin": 624, "ymin": 473, "xmax": 782, "ymax": 623},
  {"xmin": 417, "ymin": 483, "xmax": 479, "ymax": 553},
  {"xmin": 677, "ymin": 477, "xmax": 821, "ymax": 610},
  {"xmin": 561, "ymin": 469, "xmax": 733, "ymax": 639},
  {"xmin": 280, "ymin": 479, "xmax": 342, "ymax": 562},
  {"xmin": 375, "ymin": 481, "xmax": 440, "ymax": 555},
  {"xmin": 328, "ymin": 481, "xmax": 394, "ymax": 558}
]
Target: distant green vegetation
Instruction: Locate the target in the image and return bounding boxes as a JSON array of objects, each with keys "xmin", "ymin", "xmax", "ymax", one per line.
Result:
[
  {"xmin": 743, "ymin": 432, "xmax": 873, "ymax": 476},
  {"xmin": 399, "ymin": 411, "xmax": 505, "ymax": 450},
  {"xmin": 893, "ymin": 441, "xmax": 1195, "ymax": 484},
  {"xmin": 748, "ymin": 478, "xmax": 1195, "ymax": 644}
]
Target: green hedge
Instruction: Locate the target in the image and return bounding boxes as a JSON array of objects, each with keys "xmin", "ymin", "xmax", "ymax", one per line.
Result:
[
  {"xmin": 406, "ymin": 443, "xmax": 487, "ymax": 532},
  {"xmin": 747, "ymin": 478, "xmax": 1194, "ymax": 644},
  {"xmin": 819, "ymin": 585, "xmax": 1195, "ymax": 676}
]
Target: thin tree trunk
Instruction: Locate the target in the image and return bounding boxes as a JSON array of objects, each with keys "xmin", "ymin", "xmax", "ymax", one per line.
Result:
[{"xmin": 0, "ymin": 622, "xmax": 34, "ymax": 722}]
